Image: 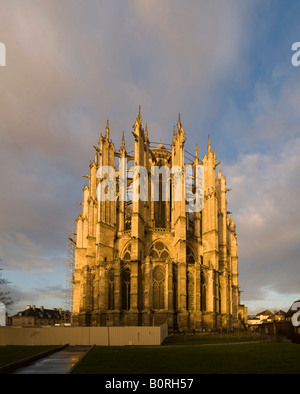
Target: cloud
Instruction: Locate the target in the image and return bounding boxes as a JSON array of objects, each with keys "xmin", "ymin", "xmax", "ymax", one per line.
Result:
[
  {"xmin": 224, "ymin": 136, "xmax": 300, "ymax": 309},
  {"xmin": 2, "ymin": 282, "xmax": 66, "ymax": 315},
  {"xmin": 0, "ymin": 0, "xmax": 252, "ymax": 154},
  {"xmin": 0, "ymin": 231, "xmax": 66, "ymax": 273},
  {"xmin": 0, "ymin": 0, "xmax": 251, "ymax": 271},
  {"xmin": 31, "ymin": 285, "xmax": 66, "ymax": 300}
]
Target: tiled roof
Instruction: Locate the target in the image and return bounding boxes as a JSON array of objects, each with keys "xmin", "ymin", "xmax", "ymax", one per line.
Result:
[
  {"xmin": 256, "ymin": 310, "xmax": 273, "ymax": 316},
  {"xmin": 12, "ymin": 307, "xmax": 69, "ymax": 320},
  {"xmin": 274, "ymin": 310, "xmax": 287, "ymax": 315}
]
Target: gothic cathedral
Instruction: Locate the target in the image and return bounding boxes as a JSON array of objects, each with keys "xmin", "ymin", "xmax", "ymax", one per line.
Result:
[{"xmin": 71, "ymin": 108, "xmax": 247, "ymax": 331}]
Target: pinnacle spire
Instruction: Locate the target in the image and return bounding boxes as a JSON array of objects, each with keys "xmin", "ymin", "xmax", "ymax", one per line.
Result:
[
  {"xmin": 195, "ymin": 144, "xmax": 199, "ymax": 159},
  {"xmin": 177, "ymin": 112, "xmax": 184, "ymax": 135},
  {"xmin": 218, "ymin": 162, "xmax": 222, "ymax": 177},
  {"xmin": 121, "ymin": 131, "xmax": 125, "ymax": 149},
  {"xmin": 133, "ymin": 105, "xmax": 142, "ymax": 130},
  {"xmin": 207, "ymin": 134, "xmax": 211, "ymax": 153},
  {"xmin": 177, "ymin": 113, "xmax": 182, "ymax": 131},
  {"xmin": 105, "ymin": 120, "xmax": 110, "ymax": 139}
]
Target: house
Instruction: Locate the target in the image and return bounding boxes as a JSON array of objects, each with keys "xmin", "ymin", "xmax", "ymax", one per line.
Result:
[
  {"xmin": 247, "ymin": 315, "xmax": 261, "ymax": 326},
  {"xmin": 273, "ymin": 310, "xmax": 287, "ymax": 321},
  {"xmin": 256, "ymin": 310, "xmax": 274, "ymax": 323},
  {"xmin": 10, "ymin": 305, "xmax": 71, "ymax": 327},
  {"xmin": 247, "ymin": 310, "xmax": 274, "ymax": 330}
]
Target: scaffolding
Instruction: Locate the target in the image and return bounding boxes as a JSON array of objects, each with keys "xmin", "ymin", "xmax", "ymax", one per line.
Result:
[{"xmin": 63, "ymin": 228, "xmax": 76, "ymax": 324}]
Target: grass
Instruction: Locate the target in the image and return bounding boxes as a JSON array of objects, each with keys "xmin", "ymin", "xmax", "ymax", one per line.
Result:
[
  {"xmin": 162, "ymin": 333, "xmax": 265, "ymax": 346},
  {"xmin": 0, "ymin": 346, "xmax": 58, "ymax": 368},
  {"xmin": 71, "ymin": 342, "xmax": 300, "ymax": 374}
]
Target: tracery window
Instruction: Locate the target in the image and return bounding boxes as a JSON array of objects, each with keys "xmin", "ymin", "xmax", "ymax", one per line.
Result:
[
  {"xmin": 200, "ymin": 271, "xmax": 206, "ymax": 312},
  {"xmin": 121, "ymin": 268, "xmax": 131, "ymax": 310},
  {"xmin": 173, "ymin": 264, "xmax": 178, "ymax": 311},
  {"xmin": 186, "ymin": 271, "xmax": 194, "ymax": 310},
  {"xmin": 149, "ymin": 241, "xmax": 169, "ymax": 260},
  {"xmin": 214, "ymin": 272, "xmax": 221, "ymax": 313},
  {"xmin": 122, "ymin": 243, "xmax": 131, "ymax": 261},
  {"xmin": 125, "ymin": 202, "xmax": 132, "ymax": 230},
  {"xmin": 108, "ymin": 268, "xmax": 114, "ymax": 310},
  {"xmin": 153, "ymin": 266, "xmax": 165, "ymax": 310},
  {"xmin": 186, "ymin": 246, "xmax": 195, "ymax": 264}
]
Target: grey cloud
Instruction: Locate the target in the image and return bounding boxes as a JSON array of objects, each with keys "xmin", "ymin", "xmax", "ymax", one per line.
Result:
[
  {"xmin": 2, "ymin": 283, "xmax": 66, "ymax": 315},
  {"xmin": 0, "ymin": 0, "xmax": 250, "ymax": 275},
  {"xmin": 224, "ymin": 137, "xmax": 300, "ymax": 307}
]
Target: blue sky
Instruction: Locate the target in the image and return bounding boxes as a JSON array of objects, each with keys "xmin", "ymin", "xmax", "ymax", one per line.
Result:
[{"xmin": 0, "ymin": 0, "xmax": 299, "ymax": 316}]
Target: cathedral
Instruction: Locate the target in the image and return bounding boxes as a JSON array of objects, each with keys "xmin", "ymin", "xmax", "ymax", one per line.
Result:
[{"xmin": 71, "ymin": 108, "xmax": 247, "ymax": 331}]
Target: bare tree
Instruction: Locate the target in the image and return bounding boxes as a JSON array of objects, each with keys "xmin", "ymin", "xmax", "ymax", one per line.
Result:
[{"xmin": 0, "ymin": 268, "xmax": 17, "ymax": 307}]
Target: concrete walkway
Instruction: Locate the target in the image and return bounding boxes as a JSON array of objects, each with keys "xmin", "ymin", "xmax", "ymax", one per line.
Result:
[{"xmin": 10, "ymin": 346, "xmax": 92, "ymax": 374}]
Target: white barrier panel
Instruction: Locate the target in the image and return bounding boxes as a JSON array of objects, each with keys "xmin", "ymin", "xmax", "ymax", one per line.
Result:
[
  {"xmin": 0, "ymin": 303, "xmax": 5, "ymax": 326},
  {"xmin": 0, "ymin": 324, "xmax": 168, "ymax": 346}
]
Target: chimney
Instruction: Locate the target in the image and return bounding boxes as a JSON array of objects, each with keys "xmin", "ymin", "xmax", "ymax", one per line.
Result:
[
  {"xmin": 59, "ymin": 308, "xmax": 62, "ymax": 315},
  {"xmin": 32, "ymin": 305, "xmax": 35, "ymax": 311},
  {"xmin": 26, "ymin": 305, "xmax": 31, "ymax": 309},
  {"xmin": 40, "ymin": 306, "xmax": 44, "ymax": 312}
]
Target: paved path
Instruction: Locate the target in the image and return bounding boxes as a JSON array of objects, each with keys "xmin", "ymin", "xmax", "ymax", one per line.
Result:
[{"xmin": 10, "ymin": 346, "xmax": 92, "ymax": 374}]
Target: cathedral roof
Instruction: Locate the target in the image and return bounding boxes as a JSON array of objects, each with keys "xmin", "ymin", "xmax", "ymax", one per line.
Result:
[{"xmin": 153, "ymin": 142, "xmax": 167, "ymax": 150}]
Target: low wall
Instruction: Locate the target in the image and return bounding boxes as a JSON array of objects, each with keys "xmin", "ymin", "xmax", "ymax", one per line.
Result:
[{"xmin": 0, "ymin": 324, "xmax": 168, "ymax": 346}]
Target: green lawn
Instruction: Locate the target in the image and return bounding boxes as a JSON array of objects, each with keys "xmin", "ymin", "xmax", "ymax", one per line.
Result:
[
  {"xmin": 162, "ymin": 333, "xmax": 265, "ymax": 346},
  {"xmin": 71, "ymin": 342, "xmax": 300, "ymax": 374},
  {"xmin": 0, "ymin": 346, "xmax": 58, "ymax": 368}
]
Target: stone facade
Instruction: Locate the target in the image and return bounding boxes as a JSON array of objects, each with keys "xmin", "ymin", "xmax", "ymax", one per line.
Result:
[
  {"xmin": 10, "ymin": 305, "xmax": 70, "ymax": 327},
  {"xmin": 71, "ymin": 108, "xmax": 247, "ymax": 331}
]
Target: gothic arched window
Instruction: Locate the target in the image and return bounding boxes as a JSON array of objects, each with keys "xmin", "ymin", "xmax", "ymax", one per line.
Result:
[
  {"xmin": 186, "ymin": 246, "xmax": 195, "ymax": 264},
  {"xmin": 149, "ymin": 241, "xmax": 169, "ymax": 260},
  {"xmin": 200, "ymin": 271, "xmax": 206, "ymax": 312},
  {"xmin": 121, "ymin": 268, "xmax": 131, "ymax": 310},
  {"xmin": 122, "ymin": 243, "xmax": 131, "ymax": 261},
  {"xmin": 153, "ymin": 266, "xmax": 165, "ymax": 310},
  {"xmin": 173, "ymin": 264, "xmax": 178, "ymax": 311},
  {"xmin": 108, "ymin": 268, "xmax": 114, "ymax": 311},
  {"xmin": 187, "ymin": 271, "xmax": 194, "ymax": 311},
  {"xmin": 125, "ymin": 202, "xmax": 132, "ymax": 230},
  {"xmin": 123, "ymin": 252, "xmax": 131, "ymax": 260},
  {"xmin": 214, "ymin": 272, "xmax": 221, "ymax": 313}
]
